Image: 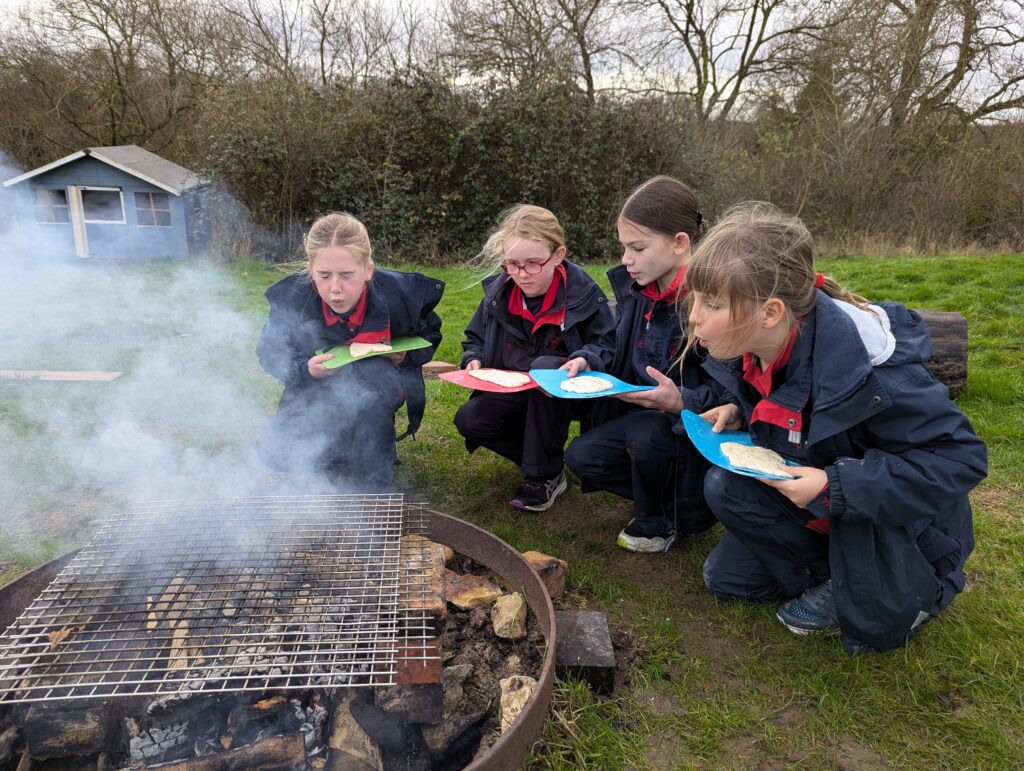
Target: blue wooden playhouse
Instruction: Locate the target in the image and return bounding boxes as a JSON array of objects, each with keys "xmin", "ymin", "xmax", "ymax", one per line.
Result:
[{"xmin": 2, "ymin": 145, "xmax": 210, "ymax": 260}]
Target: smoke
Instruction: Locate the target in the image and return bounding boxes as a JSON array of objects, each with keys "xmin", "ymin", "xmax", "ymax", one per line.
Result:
[{"xmin": 0, "ymin": 153, "xmax": 357, "ymax": 577}]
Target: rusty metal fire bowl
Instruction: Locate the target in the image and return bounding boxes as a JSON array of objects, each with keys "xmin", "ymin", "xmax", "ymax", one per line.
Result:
[{"xmin": 0, "ymin": 500, "xmax": 556, "ymax": 771}]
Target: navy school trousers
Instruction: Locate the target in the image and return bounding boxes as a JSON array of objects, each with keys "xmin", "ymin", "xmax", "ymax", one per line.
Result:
[
  {"xmin": 702, "ymin": 466, "xmax": 830, "ymax": 600},
  {"xmin": 564, "ymin": 409, "xmax": 714, "ymax": 536},
  {"xmin": 453, "ymin": 355, "xmax": 573, "ymax": 479},
  {"xmin": 258, "ymin": 356, "xmax": 401, "ymax": 489}
]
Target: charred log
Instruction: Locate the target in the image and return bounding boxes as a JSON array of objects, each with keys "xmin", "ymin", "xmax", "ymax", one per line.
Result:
[{"xmin": 149, "ymin": 732, "xmax": 307, "ymax": 771}]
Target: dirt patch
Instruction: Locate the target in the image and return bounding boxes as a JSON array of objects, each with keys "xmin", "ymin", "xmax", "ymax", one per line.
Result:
[
  {"xmin": 970, "ymin": 482, "xmax": 1019, "ymax": 525},
  {"xmin": 646, "ymin": 728, "xmax": 688, "ymax": 768},
  {"xmin": 832, "ymin": 734, "xmax": 890, "ymax": 770}
]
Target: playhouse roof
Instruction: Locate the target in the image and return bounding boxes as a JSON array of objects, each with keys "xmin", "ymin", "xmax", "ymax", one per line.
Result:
[{"xmin": 2, "ymin": 145, "xmax": 208, "ymax": 195}]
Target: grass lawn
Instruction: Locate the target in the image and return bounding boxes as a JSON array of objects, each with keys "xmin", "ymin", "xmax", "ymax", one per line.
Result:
[{"xmin": 0, "ymin": 254, "xmax": 1021, "ymax": 768}]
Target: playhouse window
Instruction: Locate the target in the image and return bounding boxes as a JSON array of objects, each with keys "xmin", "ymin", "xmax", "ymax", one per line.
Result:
[
  {"xmin": 33, "ymin": 188, "xmax": 70, "ymax": 224},
  {"xmin": 81, "ymin": 188, "xmax": 125, "ymax": 223},
  {"xmin": 135, "ymin": 192, "xmax": 172, "ymax": 227}
]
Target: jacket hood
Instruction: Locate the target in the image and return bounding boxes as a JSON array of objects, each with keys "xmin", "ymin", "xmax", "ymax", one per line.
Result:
[
  {"xmin": 817, "ymin": 293, "xmax": 931, "ymax": 370},
  {"xmin": 829, "ymin": 298, "xmax": 896, "ymax": 366}
]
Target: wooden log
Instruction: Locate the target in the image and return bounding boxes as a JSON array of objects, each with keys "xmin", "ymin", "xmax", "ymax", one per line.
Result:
[
  {"xmin": 605, "ymin": 298, "xmax": 968, "ymax": 396},
  {"xmin": 24, "ymin": 703, "xmax": 112, "ymax": 759},
  {"xmin": 150, "ymin": 732, "xmax": 306, "ymax": 771},
  {"xmin": 327, "ymin": 690, "xmax": 383, "ymax": 771},
  {"xmin": 916, "ymin": 310, "xmax": 968, "ymax": 398}
]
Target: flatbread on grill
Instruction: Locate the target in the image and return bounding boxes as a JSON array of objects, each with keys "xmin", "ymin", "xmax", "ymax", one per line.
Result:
[
  {"xmin": 721, "ymin": 443, "xmax": 795, "ymax": 478},
  {"xmin": 349, "ymin": 342, "xmax": 393, "ymax": 357},
  {"xmin": 467, "ymin": 369, "xmax": 532, "ymax": 388},
  {"xmin": 559, "ymin": 375, "xmax": 614, "ymax": 394}
]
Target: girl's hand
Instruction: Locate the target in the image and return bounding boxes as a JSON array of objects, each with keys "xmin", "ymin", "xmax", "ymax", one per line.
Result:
[
  {"xmin": 307, "ymin": 353, "xmax": 337, "ymax": 379},
  {"xmin": 385, "ymin": 351, "xmax": 406, "ymax": 367},
  {"xmin": 465, "ymin": 359, "xmax": 482, "ymax": 371},
  {"xmin": 759, "ymin": 466, "xmax": 828, "ymax": 509},
  {"xmin": 560, "ymin": 357, "xmax": 589, "ymax": 377},
  {"xmin": 699, "ymin": 403, "xmax": 742, "ymax": 433},
  {"xmin": 614, "ymin": 366, "xmax": 683, "ymax": 412}
]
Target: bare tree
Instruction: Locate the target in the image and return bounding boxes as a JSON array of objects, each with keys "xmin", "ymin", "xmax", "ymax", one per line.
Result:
[
  {"xmin": 0, "ymin": 0, "xmax": 228, "ymax": 153},
  {"xmin": 838, "ymin": 0, "xmax": 1024, "ymax": 134},
  {"xmin": 442, "ymin": 0, "xmax": 628, "ymax": 99},
  {"xmin": 633, "ymin": 0, "xmax": 838, "ymax": 122}
]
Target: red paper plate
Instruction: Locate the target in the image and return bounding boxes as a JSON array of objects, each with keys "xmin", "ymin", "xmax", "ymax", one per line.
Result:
[{"xmin": 438, "ymin": 369, "xmax": 539, "ymax": 393}]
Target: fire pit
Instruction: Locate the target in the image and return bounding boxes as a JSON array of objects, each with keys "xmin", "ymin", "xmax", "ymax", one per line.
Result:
[{"xmin": 0, "ymin": 497, "xmax": 556, "ymax": 770}]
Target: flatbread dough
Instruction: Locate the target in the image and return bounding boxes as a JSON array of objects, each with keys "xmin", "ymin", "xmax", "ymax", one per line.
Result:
[
  {"xmin": 467, "ymin": 369, "xmax": 532, "ymax": 388},
  {"xmin": 349, "ymin": 342, "xmax": 393, "ymax": 357},
  {"xmin": 559, "ymin": 375, "xmax": 614, "ymax": 394},
  {"xmin": 721, "ymin": 443, "xmax": 795, "ymax": 478}
]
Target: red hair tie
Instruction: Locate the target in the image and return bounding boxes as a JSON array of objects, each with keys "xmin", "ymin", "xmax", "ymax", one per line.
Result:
[{"xmin": 814, "ymin": 273, "xmax": 825, "ymax": 288}]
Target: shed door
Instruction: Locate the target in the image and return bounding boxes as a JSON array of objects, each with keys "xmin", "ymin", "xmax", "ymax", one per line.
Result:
[{"xmin": 67, "ymin": 186, "xmax": 89, "ymax": 259}]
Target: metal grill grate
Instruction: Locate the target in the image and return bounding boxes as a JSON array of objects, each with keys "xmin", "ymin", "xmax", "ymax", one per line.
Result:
[{"xmin": 0, "ymin": 495, "xmax": 440, "ymax": 704}]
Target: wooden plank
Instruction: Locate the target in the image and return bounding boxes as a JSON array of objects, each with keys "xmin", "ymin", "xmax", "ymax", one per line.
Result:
[
  {"xmin": 0, "ymin": 371, "xmax": 123, "ymax": 382},
  {"xmin": 422, "ymin": 360, "xmax": 458, "ymax": 379}
]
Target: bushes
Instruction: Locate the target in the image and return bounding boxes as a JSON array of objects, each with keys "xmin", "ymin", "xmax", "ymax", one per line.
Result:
[{"xmin": 197, "ymin": 76, "xmax": 681, "ymax": 263}]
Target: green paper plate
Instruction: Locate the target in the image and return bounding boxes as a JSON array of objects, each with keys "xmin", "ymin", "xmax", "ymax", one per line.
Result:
[{"xmin": 320, "ymin": 336, "xmax": 432, "ymax": 369}]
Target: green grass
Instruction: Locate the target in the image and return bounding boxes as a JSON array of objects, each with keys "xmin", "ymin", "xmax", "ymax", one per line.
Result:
[{"xmin": 1, "ymin": 254, "xmax": 1021, "ymax": 768}]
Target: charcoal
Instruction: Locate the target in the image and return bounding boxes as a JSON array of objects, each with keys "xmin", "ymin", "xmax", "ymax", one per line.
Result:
[{"xmin": 128, "ymin": 718, "xmax": 192, "ymax": 765}]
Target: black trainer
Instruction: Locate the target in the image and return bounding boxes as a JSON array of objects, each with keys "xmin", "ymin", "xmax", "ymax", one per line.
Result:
[{"xmin": 510, "ymin": 471, "xmax": 567, "ymax": 512}]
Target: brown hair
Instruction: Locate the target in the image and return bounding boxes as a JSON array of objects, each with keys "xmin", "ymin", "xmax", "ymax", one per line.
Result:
[
  {"xmin": 475, "ymin": 204, "xmax": 565, "ymax": 273},
  {"xmin": 304, "ymin": 212, "xmax": 373, "ymax": 267},
  {"xmin": 684, "ymin": 202, "xmax": 871, "ymax": 355},
  {"xmin": 620, "ymin": 175, "xmax": 706, "ymax": 243}
]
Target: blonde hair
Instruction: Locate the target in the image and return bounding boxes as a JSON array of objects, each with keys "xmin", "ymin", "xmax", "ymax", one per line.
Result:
[
  {"xmin": 474, "ymin": 204, "xmax": 565, "ymax": 273},
  {"xmin": 304, "ymin": 212, "xmax": 373, "ymax": 267},
  {"xmin": 684, "ymin": 202, "xmax": 871, "ymax": 355}
]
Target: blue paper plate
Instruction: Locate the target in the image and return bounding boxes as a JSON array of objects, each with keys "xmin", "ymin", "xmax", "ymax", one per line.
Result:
[
  {"xmin": 681, "ymin": 409, "xmax": 799, "ymax": 480},
  {"xmin": 528, "ymin": 369, "xmax": 655, "ymax": 399}
]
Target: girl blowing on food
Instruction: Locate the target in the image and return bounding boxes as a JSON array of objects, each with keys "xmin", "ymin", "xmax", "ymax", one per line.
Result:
[
  {"xmin": 257, "ymin": 212, "xmax": 444, "ymax": 489},
  {"xmin": 563, "ymin": 176, "xmax": 715, "ymax": 553},
  {"xmin": 454, "ymin": 204, "xmax": 614, "ymax": 512},
  {"xmin": 687, "ymin": 202, "xmax": 986, "ymax": 653}
]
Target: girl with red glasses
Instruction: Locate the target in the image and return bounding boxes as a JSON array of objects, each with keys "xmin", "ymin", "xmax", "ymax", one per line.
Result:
[{"xmin": 454, "ymin": 204, "xmax": 614, "ymax": 512}]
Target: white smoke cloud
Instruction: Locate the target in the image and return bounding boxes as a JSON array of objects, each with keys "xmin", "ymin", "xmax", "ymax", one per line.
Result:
[{"xmin": 0, "ymin": 153, "xmax": 351, "ymax": 577}]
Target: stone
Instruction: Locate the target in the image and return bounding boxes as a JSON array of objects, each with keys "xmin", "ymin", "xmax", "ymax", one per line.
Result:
[
  {"xmin": 555, "ymin": 610, "xmax": 616, "ymax": 694},
  {"xmin": 520, "ymin": 550, "xmax": 568, "ymax": 599},
  {"xmin": 491, "ymin": 593, "xmax": 528, "ymax": 640},
  {"xmin": 327, "ymin": 690, "xmax": 383, "ymax": 771},
  {"xmin": 499, "ymin": 675, "xmax": 538, "ymax": 733},
  {"xmin": 445, "ymin": 570, "xmax": 502, "ymax": 610}
]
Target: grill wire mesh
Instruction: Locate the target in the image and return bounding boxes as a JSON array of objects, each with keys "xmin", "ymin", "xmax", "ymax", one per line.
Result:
[{"xmin": 0, "ymin": 495, "xmax": 439, "ymax": 704}]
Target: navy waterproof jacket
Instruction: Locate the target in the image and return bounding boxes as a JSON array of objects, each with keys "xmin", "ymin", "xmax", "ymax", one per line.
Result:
[
  {"xmin": 257, "ymin": 269, "xmax": 445, "ymax": 438},
  {"xmin": 460, "ymin": 261, "xmax": 614, "ymax": 370},
  {"xmin": 697, "ymin": 293, "xmax": 987, "ymax": 653},
  {"xmin": 573, "ymin": 264, "xmax": 708, "ymax": 424}
]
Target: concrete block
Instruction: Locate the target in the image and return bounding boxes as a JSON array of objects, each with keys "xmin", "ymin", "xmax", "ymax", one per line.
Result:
[{"xmin": 554, "ymin": 610, "xmax": 615, "ymax": 694}]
